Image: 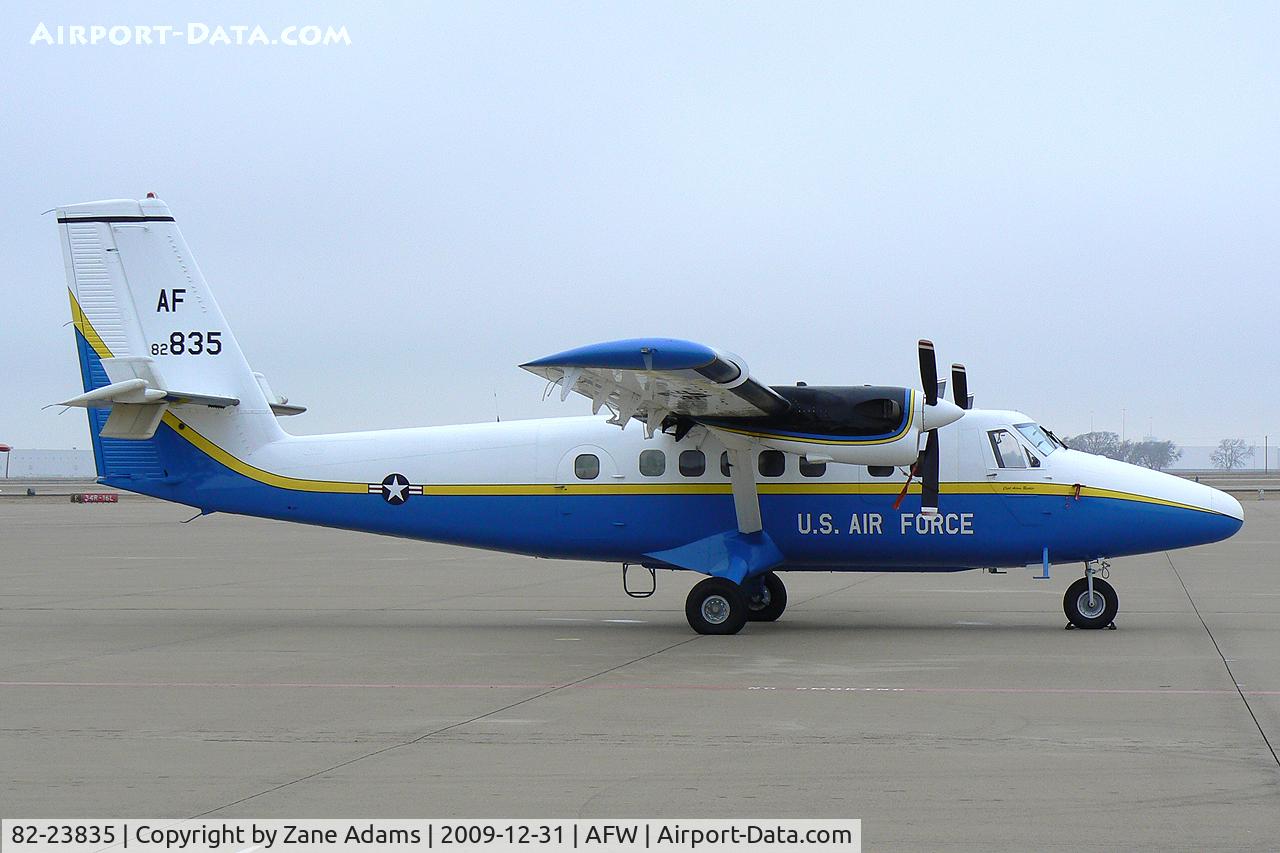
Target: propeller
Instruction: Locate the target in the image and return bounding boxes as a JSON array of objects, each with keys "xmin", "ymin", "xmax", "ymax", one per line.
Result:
[
  {"xmin": 919, "ymin": 340, "xmax": 938, "ymax": 406},
  {"xmin": 951, "ymin": 363, "xmax": 972, "ymax": 410},
  {"xmin": 895, "ymin": 340, "xmax": 965, "ymax": 516},
  {"xmin": 918, "ymin": 428, "xmax": 940, "ymax": 512}
]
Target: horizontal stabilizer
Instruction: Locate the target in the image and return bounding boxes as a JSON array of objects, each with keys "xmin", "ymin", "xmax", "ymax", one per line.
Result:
[
  {"xmin": 56, "ymin": 355, "xmax": 238, "ymax": 411},
  {"xmin": 57, "ymin": 379, "xmax": 238, "ymax": 410},
  {"xmin": 161, "ymin": 390, "xmax": 240, "ymax": 408},
  {"xmin": 59, "ymin": 378, "xmax": 166, "ymax": 408}
]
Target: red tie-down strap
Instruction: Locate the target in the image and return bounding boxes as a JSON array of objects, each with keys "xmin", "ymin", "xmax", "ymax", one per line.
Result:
[
  {"xmin": 892, "ymin": 464, "xmax": 918, "ymax": 510},
  {"xmin": 1072, "ymin": 483, "xmax": 1083, "ymax": 500}
]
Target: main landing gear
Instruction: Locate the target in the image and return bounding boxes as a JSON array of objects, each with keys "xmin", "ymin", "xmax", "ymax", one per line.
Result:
[
  {"xmin": 685, "ymin": 572, "xmax": 787, "ymax": 635},
  {"xmin": 1063, "ymin": 560, "xmax": 1118, "ymax": 629},
  {"xmin": 746, "ymin": 572, "xmax": 787, "ymax": 623}
]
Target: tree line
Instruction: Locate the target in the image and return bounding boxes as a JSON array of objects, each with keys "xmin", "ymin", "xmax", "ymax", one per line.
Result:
[{"xmin": 1062, "ymin": 433, "xmax": 1259, "ymax": 471}]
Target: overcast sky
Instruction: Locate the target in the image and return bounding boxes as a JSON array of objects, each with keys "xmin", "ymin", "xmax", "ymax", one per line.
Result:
[{"xmin": 2, "ymin": 2, "xmax": 1277, "ymax": 450}]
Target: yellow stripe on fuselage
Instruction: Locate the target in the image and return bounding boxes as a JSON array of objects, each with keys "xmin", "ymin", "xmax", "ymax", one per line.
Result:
[
  {"xmin": 67, "ymin": 292, "xmax": 1223, "ymax": 515},
  {"xmin": 158, "ymin": 412, "xmax": 367, "ymax": 493}
]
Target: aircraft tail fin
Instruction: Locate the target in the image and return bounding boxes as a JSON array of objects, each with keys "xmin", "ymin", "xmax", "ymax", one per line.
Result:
[{"xmin": 55, "ymin": 196, "xmax": 284, "ymax": 487}]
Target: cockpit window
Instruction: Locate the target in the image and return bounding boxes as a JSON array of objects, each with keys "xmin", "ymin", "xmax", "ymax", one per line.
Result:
[
  {"xmin": 1015, "ymin": 423, "xmax": 1057, "ymax": 457},
  {"xmin": 988, "ymin": 429, "xmax": 1028, "ymax": 469}
]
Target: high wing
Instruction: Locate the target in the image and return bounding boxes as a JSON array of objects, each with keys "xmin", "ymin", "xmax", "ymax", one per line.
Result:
[
  {"xmin": 524, "ymin": 337, "xmax": 970, "ymax": 526},
  {"xmin": 520, "ymin": 338, "xmax": 789, "ymax": 435}
]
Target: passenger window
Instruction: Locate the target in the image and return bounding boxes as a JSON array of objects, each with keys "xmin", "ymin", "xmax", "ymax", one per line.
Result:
[
  {"xmin": 574, "ymin": 453, "xmax": 600, "ymax": 480},
  {"xmin": 679, "ymin": 449, "xmax": 706, "ymax": 477},
  {"xmin": 988, "ymin": 430, "xmax": 1028, "ymax": 469},
  {"xmin": 720, "ymin": 451, "xmax": 731, "ymax": 477},
  {"xmin": 758, "ymin": 450, "xmax": 785, "ymax": 477},
  {"xmin": 799, "ymin": 457, "xmax": 826, "ymax": 477},
  {"xmin": 639, "ymin": 449, "xmax": 665, "ymax": 477},
  {"xmin": 867, "ymin": 466, "xmax": 894, "ymax": 477}
]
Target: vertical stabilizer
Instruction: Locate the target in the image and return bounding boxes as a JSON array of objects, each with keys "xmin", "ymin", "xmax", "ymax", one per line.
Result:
[{"xmin": 55, "ymin": 196, "xmax": 283, "ymax": 485}]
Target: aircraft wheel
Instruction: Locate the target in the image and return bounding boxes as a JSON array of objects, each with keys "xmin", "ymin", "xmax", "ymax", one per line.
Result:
[
  {"xmin": 746, "ymin": 572, "xmax": 787, "ymax": 622},
  {"xmin": 685, "ymin": 578, "xmax": 748, "ymax": 635},
  {"xmin": 1063, "ymin": 577, "xmax": 1118, "ymax": 629}
]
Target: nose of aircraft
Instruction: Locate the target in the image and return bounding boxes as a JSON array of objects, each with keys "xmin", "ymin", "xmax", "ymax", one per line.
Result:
[
  {"xmin": 1210, "ymin": 486, "xmax": 1245, "ymax": 525},
  {"xmin": 1066, "ymin": 452, "xmax": 1244, "ymax": 551},
  {"xmin": 1160, "ymin": 472, "xmax": 1244, "ymax": 545}
]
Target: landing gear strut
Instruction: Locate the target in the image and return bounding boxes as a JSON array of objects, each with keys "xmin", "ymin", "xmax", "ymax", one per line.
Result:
[{"xmin": 1063, "ymin": 560, "xmax": 1118, "ymax": 629}]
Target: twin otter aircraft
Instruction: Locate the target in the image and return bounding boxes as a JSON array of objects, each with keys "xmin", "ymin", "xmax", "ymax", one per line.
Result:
[{"xmin": 52, "ymin": 196, "xmax": 1244, "ymax": 634}]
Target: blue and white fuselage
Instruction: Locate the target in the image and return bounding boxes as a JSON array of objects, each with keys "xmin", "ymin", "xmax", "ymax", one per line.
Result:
[
  {"xmin": 53, "ymin": 196, "xmax": 1243, "ymax": 634},
  {"xmin": 99, "ymin": 405, "xmax": 1241, "ymax": 572}
]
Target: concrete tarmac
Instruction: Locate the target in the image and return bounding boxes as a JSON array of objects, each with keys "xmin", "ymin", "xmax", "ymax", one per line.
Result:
[{"xmin": 1, "ymin": 497, "xmax": 1278, "ymax": 850}]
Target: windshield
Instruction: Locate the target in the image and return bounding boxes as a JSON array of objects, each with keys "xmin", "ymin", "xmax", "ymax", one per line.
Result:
[{"xmin": 1015, "ymin": 422, "xmax": 1057, "ymax": 456}]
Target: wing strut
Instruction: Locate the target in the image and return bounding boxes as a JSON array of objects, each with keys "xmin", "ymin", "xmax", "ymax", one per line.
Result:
[{"xmin": 726, "ymin": 447, "xmax": 762, "ymax": 534}]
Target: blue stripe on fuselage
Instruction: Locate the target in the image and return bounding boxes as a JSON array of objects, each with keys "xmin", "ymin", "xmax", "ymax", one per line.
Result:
[{"xmin": 104, "ymin": 418, "xmax": 1241, "ymax": 571}]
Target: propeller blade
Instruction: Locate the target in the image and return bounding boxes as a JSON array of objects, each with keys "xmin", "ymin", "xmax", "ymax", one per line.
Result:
[
  {"xmin": 918, "ymin": 340, "xmax": 938, "ymax": 406},
  {"xmin": 951, "ymin": 363, "xmax": 970, "ymax": 410},
  {"xmin": 920, "ymin": 429, "xmax": 940, "ymax": 514}
]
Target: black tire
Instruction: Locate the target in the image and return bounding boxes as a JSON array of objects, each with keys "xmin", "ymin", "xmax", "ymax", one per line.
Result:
[
  {"xmin": 1063, "ymin": 577, "xmax": 1118, "ymax": 629},
  {"xmin": 746, "ymin": 572, "xmax": 788, "ymax": 622},
  {"xmin": 685, "ymin": 577, "xmax": 748, "ymax": 635}
]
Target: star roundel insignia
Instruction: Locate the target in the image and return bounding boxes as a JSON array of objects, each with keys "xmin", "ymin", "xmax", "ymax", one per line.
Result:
[
  {"xmin": 369, "ymin": 472, "xmax": 421, "ymax": 505},
  {"xmin": 381, "ymin": 473, "xmax": 410, "ymax": 504}
]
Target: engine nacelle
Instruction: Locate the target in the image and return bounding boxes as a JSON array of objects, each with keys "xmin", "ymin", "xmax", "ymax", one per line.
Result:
[{"xmin": 701, "ymin": 385, "xmax": 961, "ymax": 466}]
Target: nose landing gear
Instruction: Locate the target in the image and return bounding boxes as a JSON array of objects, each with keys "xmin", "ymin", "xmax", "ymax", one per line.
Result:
[{"xmin": 1064, "ymin": 560, "xmax": 1118, "ymax": 629}]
